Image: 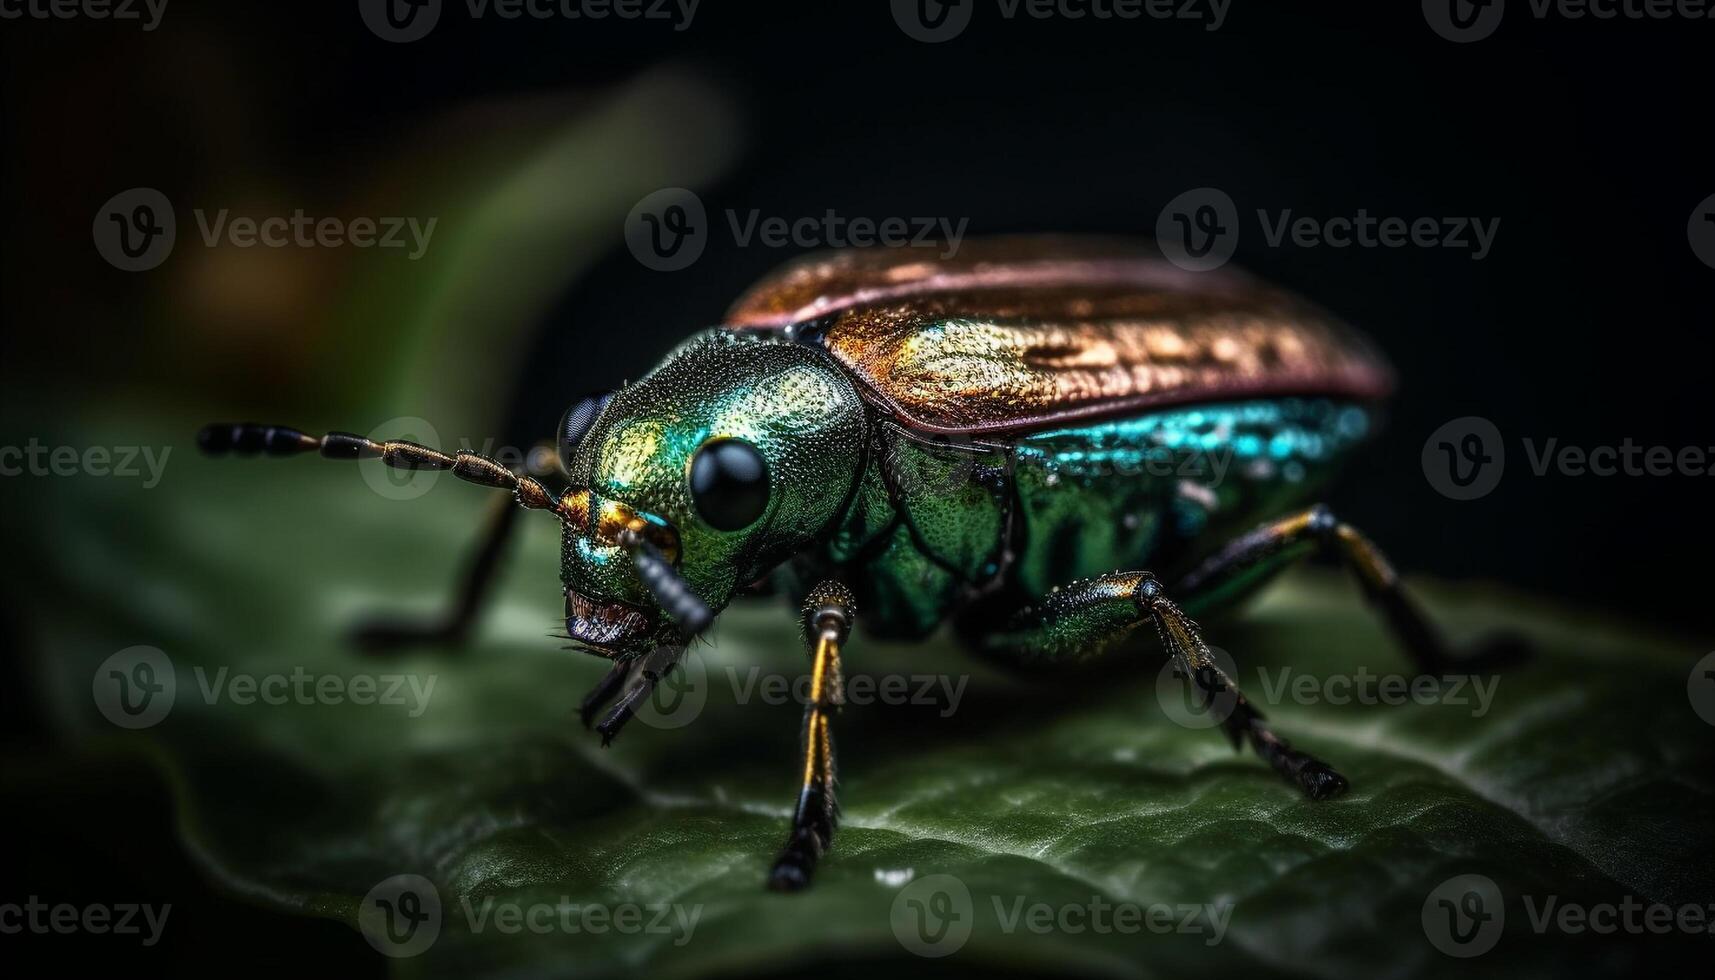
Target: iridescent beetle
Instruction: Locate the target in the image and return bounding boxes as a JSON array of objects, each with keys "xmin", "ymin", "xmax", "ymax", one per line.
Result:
[{"xmin": 199, "ymin": 237, "xmax": 1508, "ymax": 891}]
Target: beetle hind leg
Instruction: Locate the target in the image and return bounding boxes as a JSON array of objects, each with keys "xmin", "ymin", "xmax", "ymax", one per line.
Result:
[
  {"xmin": 1176, "ymin": 505, "xmax": 1528, "ymax": 676},
  {"xmin": 979, "ymin": 572, "xmax": 1348, "ymax": 801}
]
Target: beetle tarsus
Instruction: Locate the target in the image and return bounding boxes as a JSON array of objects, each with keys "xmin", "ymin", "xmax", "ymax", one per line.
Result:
[
  {"xmin": 579, "ymin": 660, "xmax": 632, "ymax": 729},
  {"xmin": 348, "ymin": 617, "xmax": 466, "ymax": 653},
  {"xmin": 767, "ymin": 786, "xmax": 835, "ymax": 892},
  {"xmin": 1201, "ymin": 667, "xmax": 1350, "ymax": 801}
]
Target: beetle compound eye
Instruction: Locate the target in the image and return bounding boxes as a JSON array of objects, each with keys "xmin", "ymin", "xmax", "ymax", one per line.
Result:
[
  {"xmin": 689, "ymin": 438, "xmax": 770, "ymax": 531},
  {"xmin": 557, "ymin": 390, "xmax": 613, "ymax": 474}
]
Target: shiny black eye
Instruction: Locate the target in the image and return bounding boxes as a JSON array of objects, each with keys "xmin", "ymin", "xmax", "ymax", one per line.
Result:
[
  {"xmin": 689, "ymin": 438, "xmax": 770, "ymax": 531},
  {"xmin": 557, "ymin": 390, "xmax": 613, "ymax": 474}
]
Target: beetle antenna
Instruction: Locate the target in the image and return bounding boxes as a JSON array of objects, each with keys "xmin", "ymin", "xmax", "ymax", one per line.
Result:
[
  {"xmin": 197, "ymin": 422, "xmax": 564, "ymax": 515},
  {"xmin": 619, "ymin": 529, "xmax": 714, "ymax": 636}
]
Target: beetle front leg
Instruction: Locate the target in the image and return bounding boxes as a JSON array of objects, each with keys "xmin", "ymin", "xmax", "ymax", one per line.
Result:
[
  {"xmin": 767, "ymin": 582, "xmax": 855, "ymax": 892},
  {"xmin": 979, "ymin": 572, "xmax": 1348, "ymax": 801}
]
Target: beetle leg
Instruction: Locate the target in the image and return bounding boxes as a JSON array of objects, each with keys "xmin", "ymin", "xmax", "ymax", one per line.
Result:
[
  {"xmin": 349, "ymin": 492, "xmax": 521, "ymax": 653},
  {"xmin": 1175, "ymin": 505, "xmax": 1527, "ymax": 675},
  {"xmin": 594, "ymin": 646, "xmax": 684, "ymax": 747},
  {"xmin": 346, "ymin": 442, "xmax": 562, "ymax": 652},
  {"xmin": 579, "ymin": 658, "xmax": 633, "ymax": 729},
  {"xmin": 980, "ymin": 571, "xmax": 1348, "ymax": 801},
  {"xmin": 199, "ymin": 424, "xmax": 577, "ymax": 651},
  {"xmin": 767, "ymin": 582, "xmax": 855, "ymax": 892}
]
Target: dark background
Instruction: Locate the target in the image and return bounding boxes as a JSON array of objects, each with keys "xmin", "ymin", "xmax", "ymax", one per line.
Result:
[{"xmin": 2, "ymin": 0, "xmax": 1710, "ymax": 975}]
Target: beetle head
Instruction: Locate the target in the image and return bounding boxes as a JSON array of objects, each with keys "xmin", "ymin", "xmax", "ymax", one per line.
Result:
[{"xmin": 557, "ymin": 331, "xmax": 866, "ymax": 656}]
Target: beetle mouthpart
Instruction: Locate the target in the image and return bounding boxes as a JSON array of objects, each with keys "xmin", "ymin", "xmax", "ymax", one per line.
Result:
[{"xmin": 564, "ymin": 589, "xmax": 652, "ymax": 653}]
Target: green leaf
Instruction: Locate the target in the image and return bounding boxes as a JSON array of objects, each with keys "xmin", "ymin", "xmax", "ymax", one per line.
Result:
[{"xmin": 14, "ymin": 441, "xmax": 1714, "ymax": 979}]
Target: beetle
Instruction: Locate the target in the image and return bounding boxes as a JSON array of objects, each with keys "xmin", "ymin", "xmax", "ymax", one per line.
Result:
[{"xmin": 198, "ymin": 235, "xmax": 1513, "ymax": 891}]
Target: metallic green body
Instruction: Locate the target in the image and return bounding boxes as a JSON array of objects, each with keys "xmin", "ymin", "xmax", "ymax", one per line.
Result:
[
  {"xmin": 802, "ymin": 395, "xmax": 1375, "ymax": 643},
  {"xmin": 560, "ymin": 328, "xmax": 1376, "ymax": 659}
]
